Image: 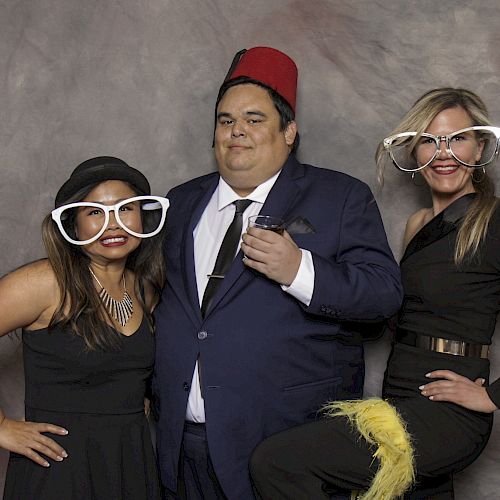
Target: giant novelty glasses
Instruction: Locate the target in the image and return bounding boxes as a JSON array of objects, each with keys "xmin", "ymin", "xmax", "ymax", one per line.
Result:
[
  {"xmin": 51, "ymin": 196, "xmax": 170, "ymax": 245},
  {"xmin": 383, "ymin": 126, "xmax": 500, "ymax": 172}
]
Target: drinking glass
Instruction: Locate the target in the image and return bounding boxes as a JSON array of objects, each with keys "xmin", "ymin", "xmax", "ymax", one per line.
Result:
[{"xmin": 248, "ymin": 215, "xmax": 285, "ymax": 235}]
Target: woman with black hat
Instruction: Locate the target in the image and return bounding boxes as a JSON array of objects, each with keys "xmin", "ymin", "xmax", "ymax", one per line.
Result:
[{"xmin": 0, "ymin": 157, "xmax": 168, "ymax": 499}]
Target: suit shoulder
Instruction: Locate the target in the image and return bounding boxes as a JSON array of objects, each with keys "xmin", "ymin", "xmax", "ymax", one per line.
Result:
[
  {"xmin": 165, "ymin": 172, "xmax": 218, "ymax": 198},
  {"xmin": 301, "ymin": 163, "xmax": 373, "ymax": 193}
]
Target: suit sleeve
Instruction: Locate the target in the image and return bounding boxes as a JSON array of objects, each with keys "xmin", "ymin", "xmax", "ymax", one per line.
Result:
[{"xmin": 306, "ymin": 181, "xmax": 403, "ymax": 321}]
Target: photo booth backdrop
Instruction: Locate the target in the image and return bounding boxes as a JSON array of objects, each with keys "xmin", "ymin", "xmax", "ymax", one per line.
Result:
[{"xmin": 1, "ymin": 0, "xmax": 500, "ymax": 497}]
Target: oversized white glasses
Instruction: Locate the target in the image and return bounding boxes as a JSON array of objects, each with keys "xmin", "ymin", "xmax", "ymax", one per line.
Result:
[
  {"xmin": 383, "ymin": 126, "xmax": 500, "ymax": 172},
  {"xmin": 51, "ymin": 196, "xmax": 170, "ymax": 245}
]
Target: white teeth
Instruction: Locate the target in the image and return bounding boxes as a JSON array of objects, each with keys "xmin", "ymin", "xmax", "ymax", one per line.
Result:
[
  {"xmin": 434, "ymin": 166, "xmax": 457, "ymax": 172},
  {"xmin": 102, "ymin": 237, "xmax": 126, "ymax": 244}
]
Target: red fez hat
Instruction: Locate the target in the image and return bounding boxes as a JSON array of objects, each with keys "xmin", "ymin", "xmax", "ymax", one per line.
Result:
[{"xmin": 225, "ymin": 47, "xmax": 298, "ymax": 113}]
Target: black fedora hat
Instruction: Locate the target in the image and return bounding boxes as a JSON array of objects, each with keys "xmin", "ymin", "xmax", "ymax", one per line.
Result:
[{"xmin": 55, "ymin": 156, "xmax": 150, "ymax": 207}]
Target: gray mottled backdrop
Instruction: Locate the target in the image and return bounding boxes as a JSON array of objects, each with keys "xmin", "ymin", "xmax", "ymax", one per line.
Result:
[{"xmin": 1, "ymin": 1, "xmax": 499, "ymax": 497}]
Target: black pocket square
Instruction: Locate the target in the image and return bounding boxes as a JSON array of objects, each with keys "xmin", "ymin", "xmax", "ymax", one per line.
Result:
[{"xmin": 285, "ymin": 216, "xmax": 316, "ymax": 234}]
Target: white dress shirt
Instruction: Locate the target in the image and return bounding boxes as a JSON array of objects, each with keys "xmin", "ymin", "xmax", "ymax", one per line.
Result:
[{"xmin": 186, "ymin": 173, "xmax": 315, "ymax": 422}]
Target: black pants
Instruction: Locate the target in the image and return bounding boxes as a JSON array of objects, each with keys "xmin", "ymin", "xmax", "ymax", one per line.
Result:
[
  {"xmin": 250, "ymin": 417, "xmax": 453, "ymax": 500},
  {"xmin": 164, "ymin": 422, "xmax": 227, "ymax": 500},
  {"xmin": 250, "ymin": 417, "xmax": 375, "ymax": 499}
]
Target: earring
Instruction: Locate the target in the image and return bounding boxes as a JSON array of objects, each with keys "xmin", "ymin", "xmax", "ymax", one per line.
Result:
[
  {"xmin": 472, "ymin": 167, "xmax": 486, "ymax": 183},
  {"xmin": 411, "ymin": 172, "xmax": 425, "ymax": 187}
]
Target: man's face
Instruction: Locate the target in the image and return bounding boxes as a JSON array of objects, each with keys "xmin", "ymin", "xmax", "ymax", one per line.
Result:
[{"xmin": 214, "ymin": 83, "xmax": 297, "ymax": 196}]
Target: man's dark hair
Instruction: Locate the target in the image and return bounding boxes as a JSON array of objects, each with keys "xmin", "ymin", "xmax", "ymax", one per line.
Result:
[{"xmin": 214, "ymin": 76, "xmax": 300, "ymax": 153}]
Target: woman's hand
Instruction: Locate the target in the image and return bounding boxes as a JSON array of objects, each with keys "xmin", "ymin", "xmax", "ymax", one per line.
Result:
[
  {"xmin": 419, "ymin": 369, "xmax": 498, "ymax": 413},
  {"xmin": 0, "ymin": 417, "xmax": 69, "ymax": 467}
]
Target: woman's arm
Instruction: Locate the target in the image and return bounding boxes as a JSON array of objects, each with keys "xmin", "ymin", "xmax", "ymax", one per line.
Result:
[{"xmin": 0, "ymin": 260, "xmax": 69, "ymax": 466}]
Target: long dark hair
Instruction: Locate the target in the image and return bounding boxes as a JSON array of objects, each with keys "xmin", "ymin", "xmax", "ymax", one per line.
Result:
[{"xmin": 42, "ymin": 182, "xmax": 166, "ymax": 350}]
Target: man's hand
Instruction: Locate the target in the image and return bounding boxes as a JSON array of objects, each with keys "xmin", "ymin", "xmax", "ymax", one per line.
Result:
[
  {"xmin": 0, "ymin": 417, "xmax": 68, "ymax": 467},
  {"xmin": 241, "ymin": 228, "xmax": 302, "ymax": 285},
  {"xmin": 419, "ymin": 370, "xmax": 498, "ymax": 413}
]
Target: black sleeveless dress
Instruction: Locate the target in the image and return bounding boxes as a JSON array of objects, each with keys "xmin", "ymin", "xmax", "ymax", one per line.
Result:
[
  {"xmin": 383, "ymin": 193, "xmax": 500, "ymax": 477},
  {"xmin": 3, "ymin": 319, "xmax": 161, "ymax": 500}
]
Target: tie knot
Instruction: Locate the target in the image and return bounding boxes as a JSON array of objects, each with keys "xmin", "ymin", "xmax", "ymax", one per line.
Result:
[{"xmin": 234, "ymin": 199, "xmax": 252, "ymax": 214}]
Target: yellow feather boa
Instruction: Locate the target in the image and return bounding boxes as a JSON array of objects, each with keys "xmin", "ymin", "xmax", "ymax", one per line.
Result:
[{"xmin": 322, "ymin": 398, "xmax": 415, "ymax": 500}]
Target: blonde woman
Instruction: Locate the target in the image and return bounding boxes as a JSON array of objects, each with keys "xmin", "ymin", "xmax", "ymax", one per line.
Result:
[{"xmin": 250, "ymin": 89, "xmax": 500, "ymax": 500}]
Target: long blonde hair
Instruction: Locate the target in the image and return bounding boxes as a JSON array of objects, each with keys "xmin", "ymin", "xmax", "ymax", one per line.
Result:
[{"xmin": 376, "ymin": 88, "xmax": 498, "ymax": 266}]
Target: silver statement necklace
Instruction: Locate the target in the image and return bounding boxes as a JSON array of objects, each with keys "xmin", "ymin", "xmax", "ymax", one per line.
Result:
[{"xmin": 89, "ymin": 267, "xmax": 133, "ymax": 327}]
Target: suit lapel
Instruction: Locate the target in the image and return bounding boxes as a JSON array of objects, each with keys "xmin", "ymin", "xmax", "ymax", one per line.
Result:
[
  {"xmin": 401, "ymin": 193, "xmax": 476, "ymax": 263},
  {"xmin": 180, "ymin": 176, "xmax": 219, "ymax": 323},
  {"xmin": 203, "ymin": 155, "xmax": 305, "ymax": 318}
]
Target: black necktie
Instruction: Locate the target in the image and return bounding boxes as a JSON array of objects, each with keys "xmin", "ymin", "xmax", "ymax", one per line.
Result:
[{"xmin": 201, "ymin": 199, "xmax": 252, "ymax": 318}]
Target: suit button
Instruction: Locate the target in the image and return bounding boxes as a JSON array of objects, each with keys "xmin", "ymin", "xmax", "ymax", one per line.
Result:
[
  {"xmin": 198, "ymin": 331, "xmax": 208, "ymax": 340},
  {"xmin": 183, "ymin": 382, "xmax": 190, "ymax": 391}
]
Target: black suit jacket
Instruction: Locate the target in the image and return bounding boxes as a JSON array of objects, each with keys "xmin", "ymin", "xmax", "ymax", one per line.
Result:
[{"xmin": 153, "ymin": 155, "xmax": 402, "ymax": 498}]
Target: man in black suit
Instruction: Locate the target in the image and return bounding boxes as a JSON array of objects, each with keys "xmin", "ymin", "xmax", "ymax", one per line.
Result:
[{"xmin": 153, "ymin": 46, "xmax": 402, "ymax": 499}]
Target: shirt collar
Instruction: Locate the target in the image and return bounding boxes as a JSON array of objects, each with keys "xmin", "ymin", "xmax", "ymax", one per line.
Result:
[{"xmin": 217, "ymin": 170, "xmax": 281, "ymax": 211}]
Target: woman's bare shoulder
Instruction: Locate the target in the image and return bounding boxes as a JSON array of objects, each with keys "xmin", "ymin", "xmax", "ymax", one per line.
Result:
[
  {"xmin": 0, "ymin": 259, "xmax": 59, "ymax": 334},
  {"xmin": 1, "ymin": 259, "xmax": 56, "ymax": 287},
  {"xmin": 404, "ymin": 208, "xmax": 433, "ymax": 248}
]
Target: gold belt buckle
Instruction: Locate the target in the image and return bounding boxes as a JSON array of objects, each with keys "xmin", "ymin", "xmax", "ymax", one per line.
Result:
[
  {"xmin": 423, "ymin": 335, "xmax": 489, "ymax": 359},
  {"xmin": 430, "ymin": 337, "xmax": 462, "ymax": 356}
]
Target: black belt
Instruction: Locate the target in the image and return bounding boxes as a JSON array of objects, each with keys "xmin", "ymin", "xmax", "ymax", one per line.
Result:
[
  {"xmin": 184, "ymin": 421, "xmax": 206, "ymax": 429},
  {"xmin": 396, "ymin": 330, "xmax": 489, "ymax": 359},
  {"xmin": 184, "ymin": 421, "xmax": 207, "ymax": 438}
]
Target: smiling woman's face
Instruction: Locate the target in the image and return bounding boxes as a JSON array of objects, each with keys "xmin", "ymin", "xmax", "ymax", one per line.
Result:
[
  {"xmin": 75, "ymin": 180, "xmax": 142, "ymax": 264},
  {"xmin": 418, "ymin": 106, "xmax": 483, "ymax": 200}
]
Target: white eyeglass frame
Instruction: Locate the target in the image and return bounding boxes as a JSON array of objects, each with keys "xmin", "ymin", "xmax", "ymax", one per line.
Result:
[
  {"xmin": 51, "ymin": 195, "xmax": 170, "ymax": 246},
  {"xmin": 383, "ymin": 126, "xmax": 500, "ymax": 172}
]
